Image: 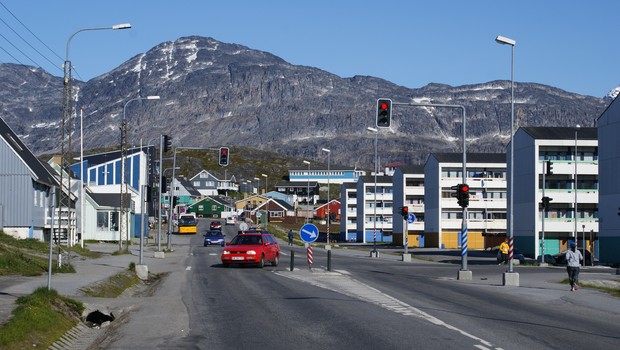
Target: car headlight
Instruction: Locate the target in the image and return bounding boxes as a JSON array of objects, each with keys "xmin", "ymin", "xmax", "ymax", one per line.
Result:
[
  {"xmin": 222, "ymin": 250, "xmax": 231, "ymax": 255},
  {"xmin": 246, "ymin": 250, "xmax": 256, "ymax": 255}
]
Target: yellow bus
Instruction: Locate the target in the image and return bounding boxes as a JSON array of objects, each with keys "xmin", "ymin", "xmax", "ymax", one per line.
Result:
[{"xmin": 177, "ymin": 214, "xmax": 197, "ymax": 234}]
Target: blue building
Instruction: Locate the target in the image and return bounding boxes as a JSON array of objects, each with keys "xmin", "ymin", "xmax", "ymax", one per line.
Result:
[
  {"xmin": 288, "ymin": 165, "xmax": 365, "ymax": 185},
  {"xmin": 71, "ymin": 146, "xmax": 156, "ymax": 238}
]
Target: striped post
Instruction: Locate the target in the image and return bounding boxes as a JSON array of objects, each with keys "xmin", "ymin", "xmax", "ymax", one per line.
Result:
[
  {"xmin": 509, "ymin": 237, "xmax": 514, "ymax": 261},
  {"xmin": 307, "ymin": 246, "xmax": 313, "ymax": 269},
  {"xmin": 461, "ymin": 227, "xmax": 468, "ymax": 257}
]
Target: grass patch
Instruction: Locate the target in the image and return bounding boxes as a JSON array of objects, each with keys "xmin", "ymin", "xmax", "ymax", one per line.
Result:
[
  {"xmin": 0, "ymin": 287, "xmax": 83, "ymax": 350},
  {"xmin": 112, "ymin": 248, "xmax": 132, "ymax": 256},
  {"xmin": 0, "ymin": 244, "xmax": 75, "ymax": 276},
  {"xmin": 79, "ymin": 265, "xmax": 140, "ymax": 298},
  {"xmin": 560, "ymin": 278, "xmax": 620, "ymax": 297}
]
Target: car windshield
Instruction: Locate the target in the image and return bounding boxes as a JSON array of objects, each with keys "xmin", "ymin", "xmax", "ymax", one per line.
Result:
[
  {"xmin": 207, "ymin": 231, "xmax": 222, "ymax": 236},
  {"xmin": 231, "ymin": 235, "xmax": 262, "ymax": 245}
]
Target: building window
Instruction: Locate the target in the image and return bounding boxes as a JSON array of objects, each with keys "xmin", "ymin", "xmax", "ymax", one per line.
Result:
[{"xmin": 97, "ymin": 211, "xmax": 119, "ymax": 231}]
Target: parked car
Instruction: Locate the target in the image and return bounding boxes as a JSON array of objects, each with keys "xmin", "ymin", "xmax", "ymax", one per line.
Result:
[
  {"xmin": 496, "ymin": 248, "xmax": 526, "ymax": 264},
  {"xmin": 225, "ymin": 216, "xmax": 236, "ymax": 225},
  {"xmin": 210, "ymin": 220, "xmax": 222, "ymax": 231},
  {"xmin": 204, "ymin": 230, "xmax": 226, "ymax": 247},
  {"xmin": 551, "ymin": 249, "xmax": 592, "ymax": 266},
  {"xmin": 221, "ymin": 232, "xmax": 280, "ymax": 268}
]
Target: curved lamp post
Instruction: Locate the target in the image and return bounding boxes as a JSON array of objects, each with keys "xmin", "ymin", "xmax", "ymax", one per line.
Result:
[
  {"xmin": 120, "ymin": 95, "xmax": 160, "ymax": 257},
  {"xmin": 495, "ymin": 34, "xmax": 516, "ymax": 274},
  {"xmin": 62, "ymin": 23, "xmax": 131, "ymax": 252},
  {"xmin": 303, "ymin": 160, "xmax": 311, "ymax": 223},
  {"xmin": 322, "ymin": 148, "xmax": 331, "ymax": 247}
]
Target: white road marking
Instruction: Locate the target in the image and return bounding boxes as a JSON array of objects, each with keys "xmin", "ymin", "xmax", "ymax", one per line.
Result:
[
  {"xmin": 186, "ymin": 266, "xmax": 192, "ymax": 270},
  {"xmin": 278, "ymin": 270, "xmax": 496, "ymax": 349}
]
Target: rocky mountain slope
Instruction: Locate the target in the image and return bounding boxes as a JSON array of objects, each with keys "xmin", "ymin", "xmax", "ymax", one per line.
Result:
[{"xmin": 0, "ymin": 36, "xmax": 611, "ymax": 168}]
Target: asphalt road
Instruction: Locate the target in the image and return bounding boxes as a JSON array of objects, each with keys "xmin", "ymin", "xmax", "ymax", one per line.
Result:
[{"xmin": 100, "ymin": 220, "xmax": 620, "ymax": 350}]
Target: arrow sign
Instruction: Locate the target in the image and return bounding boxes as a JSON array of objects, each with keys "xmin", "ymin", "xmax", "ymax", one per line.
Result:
[
  {"xmin": 407, "ymin": 213, "xmax": 416, "ymax": 224},
  {"xmin": 299, "ymin": 223, "xmax": 319, "ymax": 243}
]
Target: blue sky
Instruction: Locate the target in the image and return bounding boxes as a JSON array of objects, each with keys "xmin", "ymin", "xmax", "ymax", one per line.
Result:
[{"xmin": 0, "ymin": 0, "xmax": 618, "ymax": 98}]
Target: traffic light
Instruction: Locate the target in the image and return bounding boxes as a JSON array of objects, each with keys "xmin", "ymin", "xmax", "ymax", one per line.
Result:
[
  {"xmin": 400, "ymin": 206, "xmax": 409, "ymax": 217},
  {"xmin": 545, "ymin": 161, "xmax": 553, "ymax": 176},
  {"xmin": 161, "ymin": 176, "xmax": 168, "ymax": 193},
  {"xmin": 541, "ymin": 196, "xmax": 553, "ymax": 211},
  {"xmin": 162, "ymin": 134, "xmax": 172, "ymax": 153},
  {"xmin": 172, "ymin": 195, "xmax": 179, "ymax": 207},
  {"xmin": 376, "ymin": 98, "xmax": 392, "ymax": 128},
  {"xmin": 145, "ymin": 185, "xmax": 152, "ymax": 202},
  {"xmin": 457, "ymin": 184, "xmax": 470, "ymax": 208},
  {"xmin": 219, "ymin": 147, "xmax": 230, "ymax": 166}
]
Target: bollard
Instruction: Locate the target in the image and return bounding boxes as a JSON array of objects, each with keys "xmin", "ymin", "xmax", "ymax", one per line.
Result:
[
  {"xmin": 290, "ymin": 250, "xmax": 295, "ymax": 271},
  {"xmin": 327, "ymin": 250, "xmax": 332, "ymax": 271}
]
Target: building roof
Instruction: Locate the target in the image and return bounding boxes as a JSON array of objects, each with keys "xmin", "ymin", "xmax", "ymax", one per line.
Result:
[
  {"xmin": 431, "ymin": 153, "xmax": 506, "ymax": 164},
  {"xmin": 359, "ymin": 175, "xmax": 393, "ymax": 183},
  {"xmin": 177, "ymin": 178, "xmax": 202, "ymax": 196},
  {"xmin": 520, "ymin": 126, "xmax": 597, "ymax": 140},
  {"xmin": 90, "ymin": 193, "xmax": 131, "ymax": 208},
  {"xmin": 275, "ymin": 181, "xmax": 319, "ymax": 188},
  {"xmin": 0, "ymin": 116, "xmax": 58, "ymax": 187},
  {"xmin": 395, "ymin": 164, "xmax": 425, "ymax": 174},
  {"xmin": 315, "ymin": 199, "xmax": 340, "ymax": 210},
  {"xmin": 81, "ymin": 146, "xmax": 155, "ymax": 166},
  {"xmin": 288, "ymin": 165, "xmax": 356, "ymax": 171}
]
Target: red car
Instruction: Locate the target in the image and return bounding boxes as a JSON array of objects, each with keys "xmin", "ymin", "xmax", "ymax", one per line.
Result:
[{"xmin": 221, "ymin": 233, "xmax": 280, "ymax": 268}]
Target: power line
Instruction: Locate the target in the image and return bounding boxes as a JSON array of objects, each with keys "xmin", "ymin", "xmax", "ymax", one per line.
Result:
[
  {"xmin": 0, "ymin": 1, "xmax": 63, "ymax": 61},
  {"xmin": 0, "ymin": 14, "xmax": 62, "ymax": 72},
  {"xmin": 0, "ymin": 31, "xmax": 43, "ymax": 67}
]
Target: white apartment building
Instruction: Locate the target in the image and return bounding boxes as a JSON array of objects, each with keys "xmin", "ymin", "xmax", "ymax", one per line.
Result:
[
  {"xmin": 392, "ymin": 165, "xmax": 425, "ymax": 247},
  {"xmin": 340, "ymin": 183, "xmax": 358, "ymax": 242},
  {"xmin": 598, "ymin": 96, "xmax": 620, "ymax": 265},
  {"xmin": 512, "ymin": 127, "xmax": 598, "ymax": 259},
  {"xmin": 424, "ymin": 153, "xmax": 507, "ymax": 249},
  {"xmin": 356, "ymin": 175, "xmax": 393, "ymax": 244}
]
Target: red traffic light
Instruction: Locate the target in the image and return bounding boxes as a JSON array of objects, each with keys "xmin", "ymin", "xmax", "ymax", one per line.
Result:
[
  {"xmin": 461, "ymin": 184, "xmax": 469, "ymax": 192},
  {"xmin": 219, "ymin": 147, "xmax": 230, "ymax": 166},
  {"xmin": 376, "ymin": 98, "xmax": 392, "ymax": 128}
]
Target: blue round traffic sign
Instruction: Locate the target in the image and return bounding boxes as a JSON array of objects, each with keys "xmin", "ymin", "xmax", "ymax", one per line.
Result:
[
  {"xmin": 299, "ymin": 223, "xmax": 319, "ymax": 243},
  {"xmin": 407, "ymin": 213, "xmax": 416, "ymax": 224}
]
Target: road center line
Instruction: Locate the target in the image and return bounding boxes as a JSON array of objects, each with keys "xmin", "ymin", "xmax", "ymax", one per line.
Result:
[{"xmin": 277, "ymin": 270, "xmax": 496, "ymax": 349}]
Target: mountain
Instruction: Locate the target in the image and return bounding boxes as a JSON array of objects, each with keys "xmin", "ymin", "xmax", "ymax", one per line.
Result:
[{"xmin": 0, "ymin": 36, "xmax": 611, "ymax": 169}]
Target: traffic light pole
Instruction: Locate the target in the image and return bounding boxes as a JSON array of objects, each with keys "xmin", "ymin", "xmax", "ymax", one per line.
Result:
[
  {"xmin": 392, "ymin": 101, "xmax": 471, "ymax": 280},
  {"xmin": 158, "ymin": 135, "xmax": 163, "ymax": 252},
  {"xmin": 540, "ymin": 161, "xmax": 548, "ymax": 266}
]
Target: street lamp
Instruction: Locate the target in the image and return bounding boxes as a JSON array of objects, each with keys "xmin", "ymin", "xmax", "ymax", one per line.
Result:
[
  {"xmin": 303, "ymin": 160, "xmax": 311, "ymax": 223},
  {"xmin": 495, "ymin": 34, "xmax": 516, "ymax": 274},
  {"xmin": 322, "ymin": 148, "xmax": 331, "ymax": 247},
  {"xmin": 261, "ymin": 173, "xmax": 268, "ymax": 195},
  {"xmin": 367, "ymin": 127, "xmax": 379, "ymax": 255},
  {"xmin": 157, "ymin": 166, "xmax": 179, "ymax": 252},
  {"xmin": 254, "ymin": 177, "xmax": 260, "ymax": 195},
  {"xmin": 62, "ymin": 23, "xmax": 131, "ymax": 250},
  {"xmin": 575, "ymin": 124, "xmax": 580, "ymax": 249},
  {"xmin": 120, "ymin": 95, "xmax": 160, "ymax": 252}
]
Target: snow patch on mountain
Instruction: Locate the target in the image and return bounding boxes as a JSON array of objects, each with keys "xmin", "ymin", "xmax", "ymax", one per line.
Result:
[{"xmin": 605, "ymin": 85, "xmax": 620, "ymax": 100}]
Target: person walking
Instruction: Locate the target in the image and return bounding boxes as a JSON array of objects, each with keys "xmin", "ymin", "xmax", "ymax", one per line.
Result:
[
  {"xmin": 566, "ymin": 240, "xmax": 583, "ymax": 291},
  {"xmin": 288, "ymin": 229, "xmax": 294, "ymax": 246},
  {"xmin": 499, "ymin": 238, "xmax": 509, "ymax": 265}
]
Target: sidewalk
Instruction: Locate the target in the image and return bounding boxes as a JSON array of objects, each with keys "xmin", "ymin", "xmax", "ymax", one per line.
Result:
[{"xmin": 0, "ymin": 239, "xmax": 191, "ymax": 328}]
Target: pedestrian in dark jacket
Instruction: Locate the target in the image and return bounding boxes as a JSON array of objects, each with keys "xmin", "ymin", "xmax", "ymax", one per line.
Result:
[{"xmin": 288, "ymin": 230, "xmax": 294, "ymax": 246}]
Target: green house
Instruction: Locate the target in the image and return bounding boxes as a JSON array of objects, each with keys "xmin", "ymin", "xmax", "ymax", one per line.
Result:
[{"xmin": 187, "ymin": 196, "xmax": 234, "ymax": 218}]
